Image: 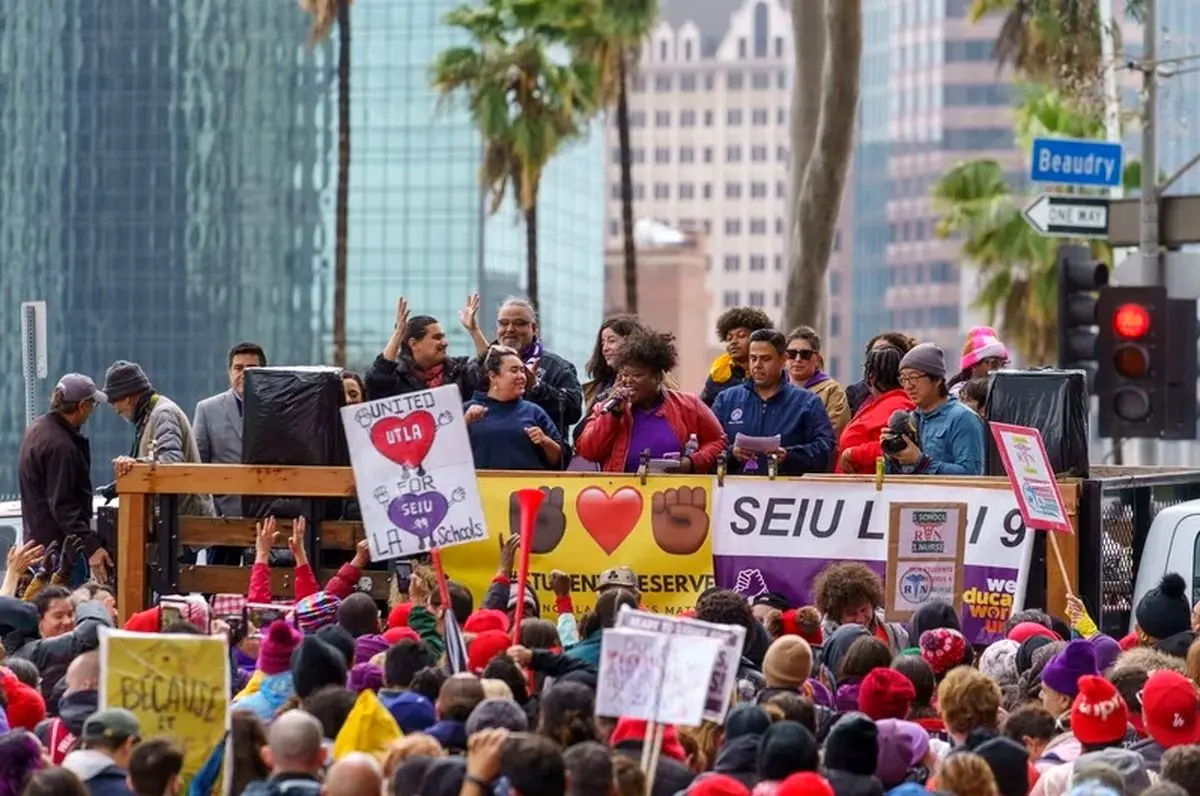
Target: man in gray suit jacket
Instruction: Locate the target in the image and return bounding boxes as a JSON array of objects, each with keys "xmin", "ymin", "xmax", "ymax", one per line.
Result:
[{"xmin": 194, "ymin": 342, "xmax": 267, "ymax": 565}]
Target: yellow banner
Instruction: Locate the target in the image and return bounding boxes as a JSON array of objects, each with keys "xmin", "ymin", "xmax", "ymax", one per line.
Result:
[
  {"xmin": 100, "ymin": 629, "xmax": 230, "ymax": 792},
  {"xmin": 440, "ymin": 474, "xmax": 716, "ymax": 615}
]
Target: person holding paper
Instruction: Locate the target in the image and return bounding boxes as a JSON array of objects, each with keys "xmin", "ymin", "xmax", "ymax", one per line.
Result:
[
  {"xmin": 885, "ymin": 343, "xmax": 985, "ymax": 476},
  {"xmin": 712, "ymin": 329, "xmax": 835, "ymax": 476},
  {"xmin": 465, "ymin": 346, "xmax": 563, "ymax": 470},
  {"xmin": 575, "ymin": 331, "xmax": 726, "ymax": 474}
]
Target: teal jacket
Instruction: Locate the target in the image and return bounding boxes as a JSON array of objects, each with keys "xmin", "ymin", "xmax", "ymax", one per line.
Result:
[
  {"xmin": 887, "ymin": 397, "xmax": 985, "ymax": 476},
  {"xmin": 565, "ymin": 632, "xmax": 603, "ymax": 667}
]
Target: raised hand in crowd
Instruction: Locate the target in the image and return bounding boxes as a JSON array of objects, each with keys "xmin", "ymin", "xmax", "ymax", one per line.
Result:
[
  {"xmin": 459, "ymin": 293, "xmax": 490, "ymax": 355},
  {"xmin": 465, "ymin": 405, "xmax": 488, "ymax": 425},
  {"xmin": 0, "ymin": 540, "xmax": 46, "ymax": 597},
  {"xmin": 351, "ymin": 537, "xmax": 370, "ymax": 569},
  {"xmin": 35, "ymin": 540, "xmax": 61, "ymax": 580},
  {"xmin": 89, "ymin": 544, "xmax": 114, "ymax": 584},
  {"xmin": 287, "ymin": 516, "xmax": 308, "ymax": 568},
  {"xmin": 524, "ymin": 357, "xmax": 541, "ymax": 389},
  {"xmin": 464, "ymin": 728, "xmax": 510, "ymax": 792},
  {"xmin": 381, "ymin": 296, "xmax": 411, "ymax": 362},
  {"xmin": 550, "ymin": 569, "xmax": 571, "ymax": 599},
  {"xmin": 254, "ymin": 515, "xmax": 279, "ymax": 565},
  {"xmin": 498, "ymin": 533, "xmax": 519, "ymax": 577},
  {"xmin": 58, "ymin": 536, "xmax": 87, "ymax": 581},
  {"xmin": 505, "ymin": 644, "xmax": 533, "ymax": 667}
]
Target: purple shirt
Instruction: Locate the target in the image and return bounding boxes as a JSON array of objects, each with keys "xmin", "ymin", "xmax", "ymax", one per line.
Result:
[{"xmin": 623, "ymin": 402, "xmax": 680, "ymax": 472}]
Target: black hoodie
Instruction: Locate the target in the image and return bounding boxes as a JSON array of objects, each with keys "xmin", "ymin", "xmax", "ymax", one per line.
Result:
[
  {"xmin": 35, "ymin": 688, "xmax": 98, "ymax": 751},
  {"xmin": 711, "ymin": 735, "xmax": 761, "ymax": 789}
]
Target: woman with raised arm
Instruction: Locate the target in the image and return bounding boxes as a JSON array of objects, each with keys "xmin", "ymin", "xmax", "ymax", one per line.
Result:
[{"xmin": 465, "ymin": 346, "xmax": 563, "ymax": 471}]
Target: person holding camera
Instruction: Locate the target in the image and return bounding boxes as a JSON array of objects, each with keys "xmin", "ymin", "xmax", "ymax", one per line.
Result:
[{"xmin": 884, "ymin": 343, "xmax": 985, "ymax": 475}]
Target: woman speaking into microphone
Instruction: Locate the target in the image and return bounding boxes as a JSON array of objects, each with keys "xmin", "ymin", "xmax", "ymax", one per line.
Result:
[{"xmin": 575, "ymin": 330, "xmax": 726, "ymax": 474}]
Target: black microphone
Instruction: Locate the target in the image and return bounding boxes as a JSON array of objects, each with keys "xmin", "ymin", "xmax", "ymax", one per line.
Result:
[{"xmin": 600, "ymin": 394, "xmax": 625, "ymax": 415}]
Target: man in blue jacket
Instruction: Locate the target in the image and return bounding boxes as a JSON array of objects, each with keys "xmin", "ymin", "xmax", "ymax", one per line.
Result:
[
  {"xmin": 886, "ymin": 343, "xmax": 985, "ymax": 475},
  {"xmin": 712, "ymin": 329, "xmax": 835, "ymax": 475}
]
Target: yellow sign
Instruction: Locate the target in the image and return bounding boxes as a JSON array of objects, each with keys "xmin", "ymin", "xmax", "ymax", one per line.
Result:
[
  {"xmin": 440, "ymin": 474, "xmax": 716, "ymax": 615},
  {"xmin": 100, "ymin": 629, "xmax": 230, "ymax": 792}
]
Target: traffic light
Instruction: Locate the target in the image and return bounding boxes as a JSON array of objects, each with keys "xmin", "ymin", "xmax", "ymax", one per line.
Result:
[
  {"xmin": 1163, "ymin": 297, "xmax": 1199, "ymax": 441},
  {"xmin": 1097, "ymin": 285, "xmax": 1168, "ymax": 438},
  {"xmin": 1056, "ymin": 244, "xmax": 1108, "ymax": 385}
]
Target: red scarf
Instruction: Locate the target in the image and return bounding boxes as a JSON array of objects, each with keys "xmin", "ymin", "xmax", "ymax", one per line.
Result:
[{"xmin": 413, "ymin": 363, "xmax": 446, "ymax": 388}]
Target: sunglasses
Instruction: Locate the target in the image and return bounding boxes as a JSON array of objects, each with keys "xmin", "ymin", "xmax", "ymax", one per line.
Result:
[{"xmin": 786, "ymin": 349, "xmax": 816, "ymax": 361}]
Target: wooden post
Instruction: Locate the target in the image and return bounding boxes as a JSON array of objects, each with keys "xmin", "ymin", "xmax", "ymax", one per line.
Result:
[
  {"xmin": 1045, "ymin": 482, "xmax": 1080, "ymax": 618},
  {"xmin": 117, "ymin": 491, "xmax": 149, "ymax": 625}
]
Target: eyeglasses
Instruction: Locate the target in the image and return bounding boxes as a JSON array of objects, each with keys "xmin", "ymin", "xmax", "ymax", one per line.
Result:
[
  {"xmin": 898, "ymin": 374, "xmax": 931, "ymax": 386},
  {"xmin": 786, "ymin": 349, "xmax": 816, "ymax": 361}
]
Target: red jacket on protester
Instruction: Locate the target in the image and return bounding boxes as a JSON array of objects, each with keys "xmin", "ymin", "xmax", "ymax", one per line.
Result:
[
  {"xmin": 835, "ymin": 388, "xmax": 916, "ymax": 474},
  {"xmin": 248, "ymin": 560, "xmax": 361, "ymax": 603},
  {"xmin": 575, "ymin": 389, "xmax": 726, "ymax": 473}
]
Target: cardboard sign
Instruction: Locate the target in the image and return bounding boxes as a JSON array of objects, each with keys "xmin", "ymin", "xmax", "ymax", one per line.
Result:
[
  {"xmin": 595, "ymin": 628, "xmax": 721, "ymax": 728},
  {"xmin": 989, "ymin": 422, "xmax": 1072, "ymax": 533},
  {"xmin": 885, "ymin": 502, "xmax": 967, "ymax": 622}
]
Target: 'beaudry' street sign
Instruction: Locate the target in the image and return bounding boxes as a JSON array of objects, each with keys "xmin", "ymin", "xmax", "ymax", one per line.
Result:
[
  {"xmin": 1029, "ymin": 136, "xmax": 1124, "ymax": 188},
  {"xmin": 1022, "ymin": 193, "xmax": 1109, "ymax": 239}
]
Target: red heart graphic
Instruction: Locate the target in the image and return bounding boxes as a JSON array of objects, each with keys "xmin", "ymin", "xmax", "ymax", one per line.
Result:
[
  {"xmin": 575, "ymin": 486, "xmax": 643, "ymax": 555},
  {"xmin": 370, "ymin": 412, "xmax": 436, "ymax": 468}
]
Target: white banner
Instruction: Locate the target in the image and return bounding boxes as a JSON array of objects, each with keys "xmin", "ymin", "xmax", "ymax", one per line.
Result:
[{"xmin": 341, "ymin": 385, "xmax": 488, "ymax": 561}]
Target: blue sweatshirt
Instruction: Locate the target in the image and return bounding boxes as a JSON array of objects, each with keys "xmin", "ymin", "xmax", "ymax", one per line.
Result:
[
  {"xmin": 888, "ymin": 397, "xmax": 985, "ymax": 475},
  {"xmin": 711, "ymin": 381, "xmax": 835, "ymax": 475},
  {"xmin": 465, "ymin": 394, "xmax": 562, "ymax": 470}
]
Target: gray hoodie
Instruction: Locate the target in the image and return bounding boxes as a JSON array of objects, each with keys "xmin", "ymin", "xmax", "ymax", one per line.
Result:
[{"xmin": 61, "ymin": 750, "xmax": 135, "ymax": 796}]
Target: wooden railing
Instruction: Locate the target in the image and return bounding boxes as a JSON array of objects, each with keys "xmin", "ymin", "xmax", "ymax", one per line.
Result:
[{"xmin": 114, "ymin": 464, "xmax": 1079, "ymax": 626}]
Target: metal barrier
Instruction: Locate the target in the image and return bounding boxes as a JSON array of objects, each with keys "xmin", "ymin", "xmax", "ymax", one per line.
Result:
[{"xmin": 1079, "ymin": 466, "xmax": 1200, "ymax": 638}]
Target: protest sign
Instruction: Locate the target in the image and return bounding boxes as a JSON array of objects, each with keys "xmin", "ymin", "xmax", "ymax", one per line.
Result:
[
  {"xmin": 439, "ymin": 474, "xmax": 715, "ymax": 615},
  {"xmin": 99, "ymin": 629, "xmax": 230, "ymax": 794},
  {"xmin": 989, "ymin": 422, "xmax": 1072, "ymax": 533},
  {"xmin": 614, "ymin": 607, "xmax": 744, "ymax": 723},
  {"xmin": 885, "ymin": 502, "xmax": 967, "ymax": 622},
  {"xmin": 341, "ymin": 385, "xmax": 488, "ymax": 561},
  {"xmin": 595, "ymin": 628, "xmax": 721, "ymax": 728},
  {"xmin": 711, "ymin": 477, "xmax": 1036, "ymax": 644}
]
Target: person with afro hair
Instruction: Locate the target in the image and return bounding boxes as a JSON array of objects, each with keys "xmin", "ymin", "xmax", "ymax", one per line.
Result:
[
  {"xmin": 700, "ymin": 307, "xmax": 774, "ymax": 406},
  {"xmin": 575, "ymin": 330, "xmax": 727, "ymax": 482},
  {"xmin": 813, "ymin": 562, "xmax": 909, "ymax": 653}
]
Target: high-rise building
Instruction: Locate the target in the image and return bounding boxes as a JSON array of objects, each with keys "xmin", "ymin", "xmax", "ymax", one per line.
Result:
[
  {"xmin": 606, "ymin": 0, "xmax": 855, "ymax": 382},
  {"xmin": 0, "ymin": 1, "xmax": 332, "ymax": 496},
  {"xmin": 341, "ymin": 0, "xmax": 605, "ymax": 371},
  {"xmin": 850, "ymin": 0, "xmax": 1025, "ymax": 377}
]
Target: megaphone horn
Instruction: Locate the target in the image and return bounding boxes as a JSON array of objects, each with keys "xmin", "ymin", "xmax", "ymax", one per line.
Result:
[{"xmin": 511, "ymin": 488, "xmax": 546, "ymax": 641}]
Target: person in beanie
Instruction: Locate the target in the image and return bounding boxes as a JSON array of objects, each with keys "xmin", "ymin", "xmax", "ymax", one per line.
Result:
[
  {"xmin": 858, "ymin": 668, "xmax": 916, "ymax": 721},
  {"xmin": 294, "ymin": 592, "xmax": 341, "ymax": 634},
  {"xmin": 231, "ymin": 620, "xmax": 301, "ymax": 721},
  {"xmin": 886, "ymin": 343, "xmax": 986, "ymax": 475},
  {"xmin": 919, "ymin": 628, "xmax": 970, "ymax": 679},
  {"xmin": 1135, "ymin": 574, "xmax": 1193, "ymax": 647},
  {"xmin": 1036, "ymin": 640, "xmax": 1100, "ymax": 772},
  {"xmin": 821, "ymin": 713, "xmax": 883, "ymax": 796},
  {"xmin": 291, "ymin": 636, "xmax": 348, "ymax": 700},
  {"xmin": 1130, "ymin": 669, "xmax": 1200, "ymax": 774},
  {"xmin": 1033, "ymin": 676, "xmax": 1141, "ymax": 796},
  {"xmin": 101, "ymin": 360, "xmax": 214, "ymax": 517},
  {"xmin": 754, "ymin": 721, "xmax": 820, "ymax": 795},
  {"xmin": 700, "ymin": 704, "xmax": 771, "ymax": 790},
  {"xmin": 761, "ymin": 636, "xmax": 813, "ymax": 692},
  {"xmin": 960, "ymin": 732, "xmax": 1034, "ymax": 796},
  {"xmin": 874, "ymin": 719, "xmax": 934, "ymax": 790},
  {"xmin": 948, "ymin": 326, "xmax": 1009, "ymax": 397}
]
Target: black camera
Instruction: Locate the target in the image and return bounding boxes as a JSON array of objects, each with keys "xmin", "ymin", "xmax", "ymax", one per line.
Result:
[{"xmin": 881, "ymin": 410, "xmax": 919, "ymax": 457}]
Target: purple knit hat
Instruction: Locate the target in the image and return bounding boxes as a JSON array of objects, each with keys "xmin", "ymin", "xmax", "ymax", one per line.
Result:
[
  {"xmin": 1090, "ymin": 634, "xmax": 1121, "ymax": 673},
  {"xmin": 354, "ymin": 633, "xmax": 390, "ymax": 665},
  {"xmin": 1040, "ymin": 639, "xmax": 1098, "ymax": 699},
  {"xmin": 348, "ymin": 662, "xmax": 384, "ymax": 694}
]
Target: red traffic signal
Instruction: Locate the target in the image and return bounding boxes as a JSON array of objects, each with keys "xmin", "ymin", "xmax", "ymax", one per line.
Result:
[{"xmin": 1113, "ymin": 303, "xmax": 1152, "ymax": 339}]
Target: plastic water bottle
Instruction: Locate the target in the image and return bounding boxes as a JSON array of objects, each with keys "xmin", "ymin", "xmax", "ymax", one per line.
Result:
[{"xmin": 684, "ymin": 433, "xmax": 699, "ymax": 457}]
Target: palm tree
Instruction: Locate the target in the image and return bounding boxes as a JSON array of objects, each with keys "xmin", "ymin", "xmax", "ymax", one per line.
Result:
[
  {"xmin": 932, "ymin": 85, "xmax": 1135, "ymax": 365},
  {"xmin": 301, "ymin": 0, "xmax": 353, "ymax": 367},
  {"xmin": 433, "ymin": 0, "xmax": 601, "ymax": 310},
  {"xmin": 575, "ymin": 0, "xmax": 658, "ymax": 314}
]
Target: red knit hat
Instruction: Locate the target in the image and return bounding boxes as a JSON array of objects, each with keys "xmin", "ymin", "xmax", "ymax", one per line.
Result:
[
  {"xmin": 383, "ymin": 626, "xmax": 420, "ymax": 645},
  {"xmin": 123, "ymin": 607, "xmax": 160, "ymax": 634},
  {"xmin": 258, "ymin": 619, "xmax": 302, "ymax": 675},
  {"xmin": 687, "ymin": 775, "xmax": 750, "ymax": 796},
  {"xmin": 780, "ymin": 609, "xmax": 823, "ymax": 646},
  {"xmin": 463, "ymin": 609, "xmax": 510, "ymax": 635},
  {"xmin": 387, "ymin": 602, "xmax": 413, "ymax": 630},
  {"xmin": 1071, "ymin": 675, "xmax": 1128, "ymax": 745},
  {"xmin": 919, "ymin": 628, "xmax": 968, "ymax": 674},
  {"xmin": 468, "ymin": 630, "xmax": 512, "ymax": 674},
  {"xmin": 858, "ymin": 668, "xmax": 917, "ymax": 720},
  {"xmin": 776, "ymin": 773, "xmax": 835, "ymax": 796},
  {"xmin": 1, "ymin": 668, "xmax": 46, "ymax": 730},
  {"xmin": 1007, "ymin": 622, "xmax": 1060, "ymax": 644}
]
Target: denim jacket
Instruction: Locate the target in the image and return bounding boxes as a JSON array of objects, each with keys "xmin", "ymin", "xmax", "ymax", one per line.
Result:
[{"xmin": 888, "ymin": 397, "xmax": 985, "ymax": 475}]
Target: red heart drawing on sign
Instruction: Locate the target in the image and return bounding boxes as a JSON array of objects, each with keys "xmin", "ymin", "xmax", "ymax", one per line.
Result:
[
  {"xmin": 370, "ymin": 412, "xmax": 436, "ymax": 467},
  {"xmin": 575, "ymin": 486, "xmax": 643, "ymax": 555}
]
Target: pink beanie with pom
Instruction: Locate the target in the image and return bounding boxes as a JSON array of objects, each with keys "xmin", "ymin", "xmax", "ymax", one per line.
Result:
[{"xmin": 960, "ymin": 326, "xmax": 1009, "ymax": 371}]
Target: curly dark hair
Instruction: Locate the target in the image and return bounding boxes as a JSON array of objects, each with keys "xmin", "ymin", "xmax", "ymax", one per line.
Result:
[
  {"xmin": 611, "ymin": 331, "xmax": 679, "ymax": 375},
  {"xmin": 812, "ymin": 562, "xmax": 884, "ymax": 622},
  {"xmin": 865, "ymin": 331, "xmax": 917, "ymax": 355},
  {"xmin": 586, "ymin": 315, "xmax": 648, "ymax": 383},
  {"xmin": 864, "ymin": 345, "xmax": 903, "ymax": 393},
  {"xmin": 716, "ymin": 307, "xmax": 773, "ymax": 342},
  {"xmin": 695, "ymin": 588, "xmax": 756, "ymax": 636}
]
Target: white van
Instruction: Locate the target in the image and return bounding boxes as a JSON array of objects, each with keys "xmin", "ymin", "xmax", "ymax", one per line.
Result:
[
  {"xmin": 1130, "ymin": 498, "xmax": 1200, "ymax": 632},
  {"xmin": 0, "ymin": 497, "xmax": 117, "ymax": 579}
]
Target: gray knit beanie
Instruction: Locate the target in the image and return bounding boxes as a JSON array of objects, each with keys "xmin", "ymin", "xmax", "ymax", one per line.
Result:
[
  {"xmin": 102, "ymin": 360, "xmax": 152, "ymax": 402},
  {"xmin": 465, "ymin": 697, "xmax": 528, "ymax": 735},
  {"xmin": 899, "ymin": 343, "xmax": 947, "ymax": 380}
]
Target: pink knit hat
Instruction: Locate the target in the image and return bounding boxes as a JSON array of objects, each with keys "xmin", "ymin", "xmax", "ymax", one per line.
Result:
[
  {"xmin": 258, "ymin": 619, "xmax": 303, "ymax": 675},
  {"xmin": 960, "ymin": 326, "xmax": 1009, "ymax": 371}
]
